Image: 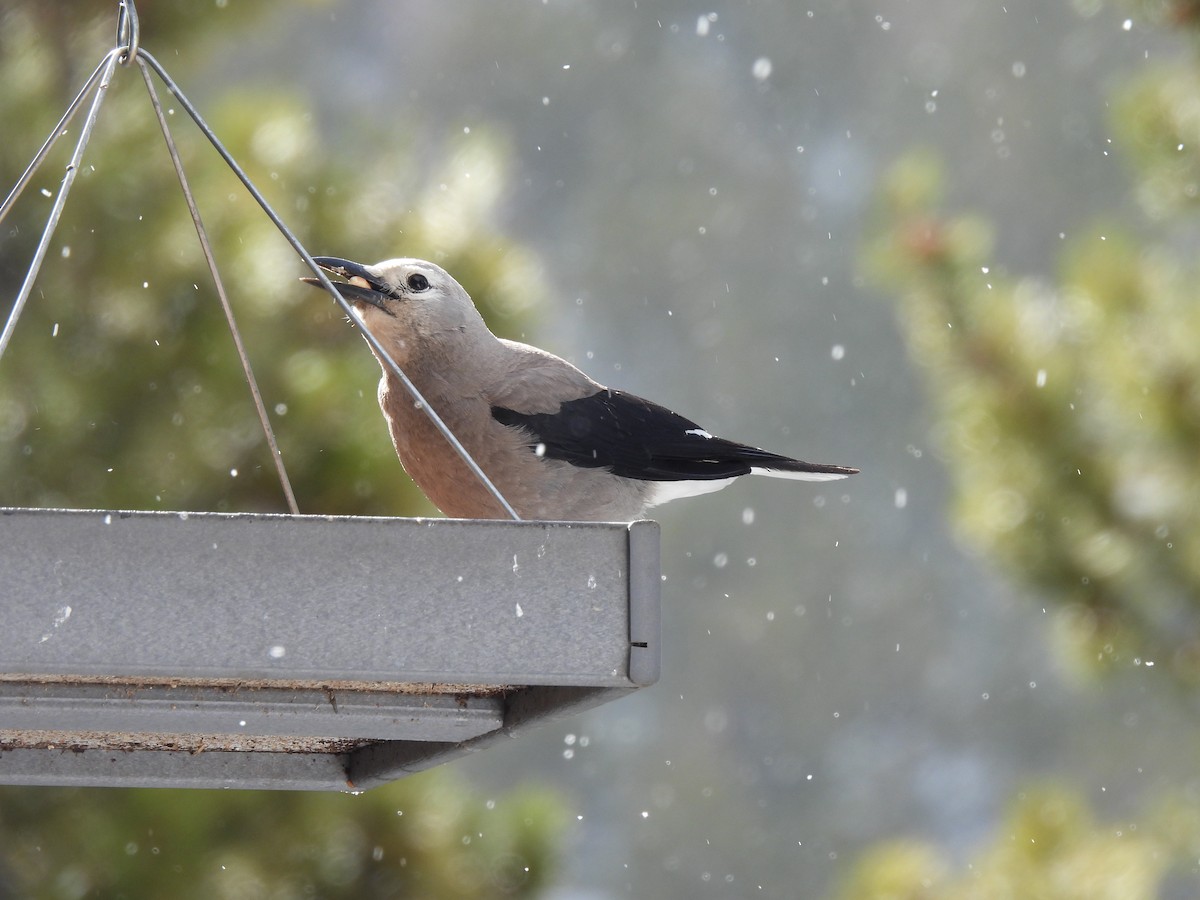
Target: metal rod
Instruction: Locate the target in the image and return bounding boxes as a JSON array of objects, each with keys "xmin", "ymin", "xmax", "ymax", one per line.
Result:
[
  {"xmin": 0, "ymin": 48, "xmax": 121, "ymax": 364},
  {"xmin": 136, "ymin": 50, "xmax": 522, "ymax": 521},
  {"xmin": 0, "ymin": 55, "xmax": 113, "ymax": 228},
  {"xmin": 116, "ymin": 0, "xmax": 140, "ymax": 66},
  {"xmin": 137, "ymin": 58, "xmax": 300, "ymax": 515}
]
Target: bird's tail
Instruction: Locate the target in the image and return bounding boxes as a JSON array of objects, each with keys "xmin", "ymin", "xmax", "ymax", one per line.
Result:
[{"xmin": 742, "ymin": 448, "xmax": 859, "ymax": 482}]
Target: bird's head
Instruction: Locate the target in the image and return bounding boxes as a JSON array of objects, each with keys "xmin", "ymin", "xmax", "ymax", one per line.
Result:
[{"xmin": 302, "ymin": 256, "xmax": 487, "ymax": 363}]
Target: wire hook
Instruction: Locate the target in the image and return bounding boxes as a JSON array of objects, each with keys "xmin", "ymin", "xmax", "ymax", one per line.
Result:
[{"xmin": 116, "ymin": 0, "xmax": 140, "ymax": 65}]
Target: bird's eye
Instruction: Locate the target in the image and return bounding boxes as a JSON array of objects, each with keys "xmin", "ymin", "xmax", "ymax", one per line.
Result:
[{"xmin": 406, "ymin": 273, "xmax": 430, "ymax": 292}]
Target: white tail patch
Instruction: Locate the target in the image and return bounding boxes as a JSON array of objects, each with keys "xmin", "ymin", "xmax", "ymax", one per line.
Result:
[
  {"xmin": 646, "ymin": 467, "xmax": 847, "ymax": 508},
  {"xmin": 646, "ymin": 477, "xmax": 736, "ymax": 508},
  {"xmin": 751, "ymin": 466, "xmax": 850, "ymax": 482}
]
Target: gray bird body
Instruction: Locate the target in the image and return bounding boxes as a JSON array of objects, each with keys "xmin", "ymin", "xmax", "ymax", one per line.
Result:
[{"xmin": 303, "ymin": 257, "xmax": 857, "ymax": 521}]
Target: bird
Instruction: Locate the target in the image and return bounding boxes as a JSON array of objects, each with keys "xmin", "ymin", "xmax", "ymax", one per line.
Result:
[{"xmin": 302, "ymin": 256, "xmax": 858, "ymax": 521}]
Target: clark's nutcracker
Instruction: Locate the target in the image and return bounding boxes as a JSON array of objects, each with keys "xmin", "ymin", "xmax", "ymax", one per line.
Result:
[{"xmin": 302, "ymin": 257, "xmax": 858, "ymax": 521}]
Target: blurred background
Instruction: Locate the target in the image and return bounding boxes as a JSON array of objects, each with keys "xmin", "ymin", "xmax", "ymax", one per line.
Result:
[{"xmin": 2, "ymin": 0, "xmax": 1199, "ymax": 897}]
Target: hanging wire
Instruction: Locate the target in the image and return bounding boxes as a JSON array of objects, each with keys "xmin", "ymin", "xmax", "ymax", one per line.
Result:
[
  {"xmin": 133, "ymin": 53, "xmax": 522, "ymax": 521},
  {"xmin": 0, "ymin": 1, "xmax": 521, "ymax": 522},
  {"xmin": 0, "ymin": 49, "xmax": 120, "ymax": 361},
  {"xmin": 116, "ymin": 0, "xmax": 139, "ymax": 66},
  {"xmin": 136, "ymin": 59, "xmax": 299, "ymax": 515},
  {"xmin": 0, "ymin": 0, "xmax": 137, "ymax": 361},
  {"xmin": 0, "ymin": 56, "xmax": 113, "ymax": 226}
]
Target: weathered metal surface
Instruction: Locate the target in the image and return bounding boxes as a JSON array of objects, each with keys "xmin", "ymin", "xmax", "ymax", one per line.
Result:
[{"xmin": 0, "ymin": 509, "xmax": 660, "ymax": 790}]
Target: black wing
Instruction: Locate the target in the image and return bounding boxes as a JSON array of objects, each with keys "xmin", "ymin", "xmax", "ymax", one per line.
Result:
[{"xmin": 492, "ymin": 389, "xmax": 854, "ymax": 482}]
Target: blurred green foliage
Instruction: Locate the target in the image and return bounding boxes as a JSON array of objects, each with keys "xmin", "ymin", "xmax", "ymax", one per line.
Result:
[
  {"xmin": 835, "ymin": 784, "xmax": 1200, "ymax": 900},
  {"xmin": 864, "ymin": 37, "xmax": 1200, "ymax": 685},
  {"xmin": 0, "ymin": 778, "xmax": 566, "ymax": 899},
  {"xmin": 0, "ymin": 2, "xmax": 560, "ymax": 895},
  {"xmin": 866, "ymin": 148, "xmax": 1200, "ymax": 683},
  {"xmin": 851, "ymin": 4, "xmax": 1200, "ymax": 898}
]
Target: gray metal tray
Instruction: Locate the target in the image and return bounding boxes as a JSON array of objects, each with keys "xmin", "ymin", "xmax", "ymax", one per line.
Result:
[{"xmin": 0, "ymin": 508, "xmax": 659, "ymax": 790}]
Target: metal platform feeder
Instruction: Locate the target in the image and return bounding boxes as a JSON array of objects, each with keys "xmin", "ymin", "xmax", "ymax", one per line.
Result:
[{"xmin": 0, "ymin": 508, "xmax": 660, "ymax": 791}]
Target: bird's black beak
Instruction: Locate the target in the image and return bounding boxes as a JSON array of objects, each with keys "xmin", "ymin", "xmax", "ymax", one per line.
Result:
[{"xmin": 300, "ymin": 256, "xmax": 398, "ymax": 315}]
